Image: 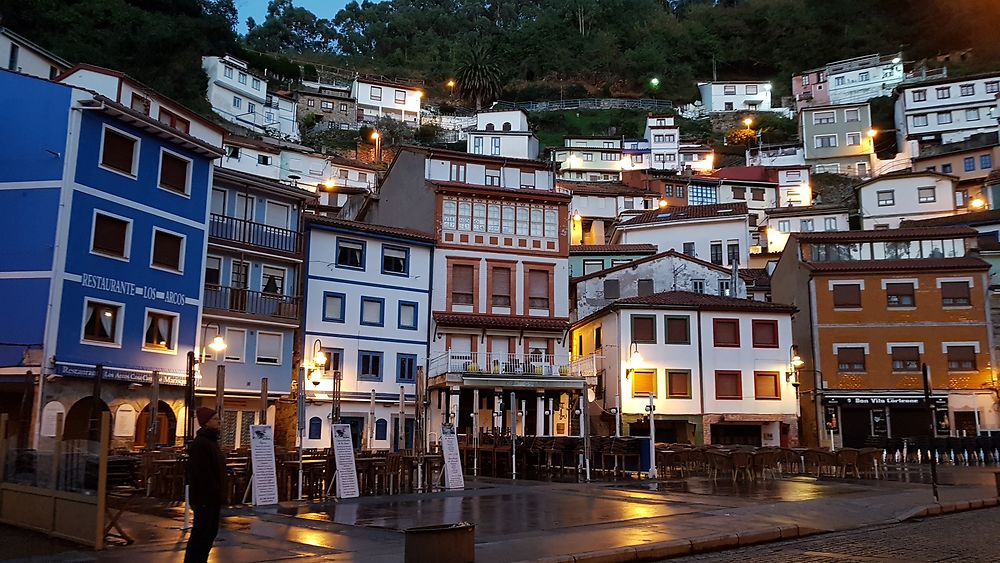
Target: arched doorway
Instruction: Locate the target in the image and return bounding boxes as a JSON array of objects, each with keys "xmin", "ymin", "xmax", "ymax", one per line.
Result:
[
  {"xmin": 63, "ymin": 396, "xmax": 110, "ymax": 441},
  {"xmin": 134, "ymin": 401, "xmax": 177, "ymax": 448}
]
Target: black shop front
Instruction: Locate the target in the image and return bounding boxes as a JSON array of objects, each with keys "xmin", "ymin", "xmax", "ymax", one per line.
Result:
[{"xmin": 821, "ymin": 393, "xmax": 950, "ymax": 448}]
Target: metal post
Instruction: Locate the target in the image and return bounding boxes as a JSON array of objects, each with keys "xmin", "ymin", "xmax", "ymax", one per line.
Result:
[
  {"xmin": 510, "ymin": 391, "xmax": 517, "ymax": 480},
  {"xmin": 581, "ymin": 391, "xmax": 591, "ymax": 482},
  {"xmin": 215, "ymin": 365, "xmax": 226, "ymax": 421},
  {"xmin": 922, "ymin": 363, "xmax": 940, "ymax": 502},
  {"xmin": 297, "ymin": 367, "xmax": 305, "ymax": 501},
  {"xmin": 615, "ymin": 394, "xmax": 622, "ymax": 438},
  {"xmin": 472, "ymin": 388, "xmax": 479, "ymax": 477},
  {"xmin": 646, "ymin": 393, "xmax": 657, "ymax": 479},
  {"xmin": 547, "ymin": 398, "xmax": 555, "ymax": 436},
  {"xmin": 398, "ymin": 385, "xmax": 406, "ymax": 452},
  {"xmin": 185, "ymin": 351, "xmax": 196, "ymax": 442},
  {"xmin": 259, "ymin": 377, "xmax": 268, "ymax": 425},
  {"xmin": 17, "ymin": 371, "xmax": 33, "ymax": 450}
]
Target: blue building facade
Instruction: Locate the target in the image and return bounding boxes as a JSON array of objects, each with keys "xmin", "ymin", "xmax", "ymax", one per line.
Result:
[
  {"xmin": 196, "ymin": 167, "xmax": 313, "ymax": 449},
  {"xmin": 0, "ymin": 69, "xmax": 223, "ymax": 446}
]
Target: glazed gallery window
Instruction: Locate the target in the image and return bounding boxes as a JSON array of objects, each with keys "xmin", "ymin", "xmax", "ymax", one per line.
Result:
[{"xmin": 441, "ymin": 198, "xmax": 559, "ymax": 238}]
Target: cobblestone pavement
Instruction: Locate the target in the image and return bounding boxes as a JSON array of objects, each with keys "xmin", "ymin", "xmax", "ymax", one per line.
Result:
[{"xmin": 671, "ymin": 506, "xmax": 1000, "ymax": 562}]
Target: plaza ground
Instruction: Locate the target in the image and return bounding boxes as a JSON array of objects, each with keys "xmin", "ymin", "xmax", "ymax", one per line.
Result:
[{"xmin": 2, "ymin": 465, "xmax": 998, "ymax": 562}]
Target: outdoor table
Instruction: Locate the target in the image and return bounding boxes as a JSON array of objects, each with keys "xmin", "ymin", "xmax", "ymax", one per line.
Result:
[
  {"xmin": 354, "ymin": 457, "xmax": 386, "ymax": 495},
  {"xmin": 280, "ymin": 459, "xmax": 326, "ymax": 500}
]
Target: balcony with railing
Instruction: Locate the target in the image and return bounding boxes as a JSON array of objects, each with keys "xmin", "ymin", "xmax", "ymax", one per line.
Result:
[
  {"xmin": 428, "ymin": 351, "xmax": 587, "ymax": 379},
  {"xmin": 209, "ymin": 213, "xmax": 302, "ymax": 255},
  {"xmin": 203, "ymin": 285, "xmax": 300, "ymax": 321}
]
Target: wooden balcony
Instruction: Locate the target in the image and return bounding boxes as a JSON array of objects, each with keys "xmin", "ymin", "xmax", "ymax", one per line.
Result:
[
  {"xmin": 209, "ymin": 213, "xmax": 302, "ymax": 255},
  {"xmin": 203, "ymin": 285, "xmax": 300, "ymax": 321}
]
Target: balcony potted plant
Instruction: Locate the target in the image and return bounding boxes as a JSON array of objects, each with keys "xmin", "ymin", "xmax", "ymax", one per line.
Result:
[
  {"xmin": 466, "ymin": 362, "xmax": 480, "ymax": 373},
  {"xmin": 559, "ymin": 365, "xmax": 570, "ymax": 376}
]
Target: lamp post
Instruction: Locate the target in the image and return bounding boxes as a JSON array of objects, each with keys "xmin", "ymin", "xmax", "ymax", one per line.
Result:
[
  {"xmin": 645, "ymin": 393, "xmax": 656, "ymax": 479},
  {"xmin": 743, "ymin": 117, "xmax": 754, "ymax": 131},
  {"xmin": 371, "ymin": 131, "xmax": 382, "ymax": 163},
  {"xmin": 787, "ymin": 345, "xmax": 804, "ymax": 420},
  {"xmin": 447, "ymin": 79, "xmax": 456, "ymax": 97}
]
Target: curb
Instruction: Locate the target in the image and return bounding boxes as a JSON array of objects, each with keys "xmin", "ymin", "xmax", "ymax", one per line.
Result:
[{"xmin": 517, "ymin": 498, "xmax": 1000, "ymax": 563}]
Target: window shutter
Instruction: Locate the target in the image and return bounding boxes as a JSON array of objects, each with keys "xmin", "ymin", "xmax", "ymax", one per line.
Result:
[
  {"xmin": 528, "ymin": 270, "xmax": 548, "ymax": 298},
  {"xmin": 160, "ymin": 153, "xmax": 188, "ymax": 192},
  {"xmin": 948, "ymin": 346, "xmax": 976, "ymax": 362},
  {"xmin": 716, "ymin": 372, "xmax": 741, "ymax": 398},
  {"xmin": 886, "ymin": 283, "xmax": 912, "ymax": 296},
  {"xmin": 637, "ymin": 279, "xmax": 654, "ymax": 297},
  {"xmin": 892, "ymin": 346, "xmax": 920, "ymax": 362},
  {"xmin": 666, "ymin": 317, "xmax": 689, "ymax": 343},
  {"xmin": 668, "ymin": 371, "xmax": 689, "ymax": 397},
  {"xmin": 454, "ymin": 265, "xmax": 473, "ymax": 293},
  {"xmin": 604, "ymin": 279, "xmax": 620, "ymax": 299},
  {"xmin": 632, "ymin": 316, "xmax": 655, "ymax": 343},
  {"xmin": 752, "ymin": 320, "xmax": 777, "ymax": 347},
  {"xmin": 153, "ymin": 231, "xmax": 182, "ymax": 269},
  {"xmin": 941, "ymin": 281, "xmax": 969, "ymax": 299},
  {"xmin": 714, "ymin": 319, "xmax": 739, "ymax": 345},
  {"xmin": 837, "ymin": 347, "xmax": 865, "ymax": 366},
  {"xmin": 832, "ymin": 284, "xmax": 861, "ymax": 307},
  {"xmin": 94, "ymin": 214, "xmax": 128, "ymax": 256},
  {"xmin": 102, "ymin": 130, "xmax": 135, "ymax": 174},
  {"xmin": 493, "ymin": 268, "xmax": 510, "ymax": 295}
]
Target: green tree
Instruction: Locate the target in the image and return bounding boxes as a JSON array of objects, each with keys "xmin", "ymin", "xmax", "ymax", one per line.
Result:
[
  {"xmin": 457, "ymin": 44, "xmax": 504, "ymax": 110},
  {"xmin": 245, "ymin": 0, "xmax": 335, "ymax": 53}
]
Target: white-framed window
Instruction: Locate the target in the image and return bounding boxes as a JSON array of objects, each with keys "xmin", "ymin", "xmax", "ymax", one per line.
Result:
[
  {"xmin": 340, "ymin": 103, "xmax": 348, "ymax": 112},
  {"xmin": 143, "ymin": 308, "xmax": 178, "ymax": 353},
  {"xmin": 960, "ymin": 84, "xmax": 975, "ymax": 96},
  {"xmin": 846, "ymin": 132, "xmax": 861, "ymax": 146},
  {"xmin": 601, "ymin": 152, "xmax": 616, "ymax": 161},
  {"xmin": 986, "ymin": 81, "xmax": 1000, "ymax": 94},
  {"xmin": 204, "ymin": 255, "xmax": 221, "ymax": 285},
  {"xmin": 233, "ymin": 96, "xmax": 241, "ymax": 109},
  {"xmin": 255, "ymin": 331, "xmax": 283, "ymax": 365},
  {"xmin": 912, "ymin": 89, "xmax": 927, "ymax": 102},
  {"xmin": 937, "ymin": 112, "xmax": 953, "ymax": 125},
  {"xmin": 654, "ymin": 154, "xmax": 665, "ymax": 162},
  {"xmin": 264, "ymin": 201, "xmax": 290, "ymax": 230},
  {"xmin": 224, "ymin": 328, "xmax": 246, "ymax": 362},
  {"xmin": 802, "ymin": 74, "xmax": 810, "ymax": 86},
  {"xmin": 844, "ymin": 108, "xmax": 860, "ymax": 122},
  {"xmin": 723, "ymin": 85, "xmax": 737, "ymax": 95},
  {"xmin": 261, "ymin": 265, "xmax": 285, "ymax": 294},
  {"xmin": 918, "ymin": 187, "xmax": 936, "ymax": 203},
  {"xmin": 877, "ymin": 190, "xmax": 895, "ymax": 206},
  {"xmin": 583, "ymin": 153, "xmax": 593, "ymax": 161},
  {"xmin": 370, "ymin": 86, "xmax": 382, "ymax": 101},
  {"xmin": 800, "ymin": 219, "xmax": 814, "ymax": 232},
  {"xmin": 99, "ymin": 125, "xmax": 140, "ymax": 177},
  {"xmin": 150, "ymin": 227, "xmax": 185, "ymax": 273},
  {"xmin": 491, "ymin": 137, "xmax": 501, "ymax": 156},
  {"xmin": 813, "ymin": 111, "xmax": 836, "ymax": 124},
  {"xmin": 91, "ymin": 210, "xmax": 132, "ymax": 261},
  {"xmin": 824, "ymin": 217, "xmax": 837, "ymax": 231},
  {"xmin": 81, "ymin": 298, "xmax": 123, "ymax": 347},
  {"xmin": 158, "ymin": 148, "xmax": 191, "ymax": 196},
  {"xmin": 835, "ymin": 76, "xmax": 845, "ymax": 86},
  {"xmin": 395, "ymin": 90, "xmax": 406, "ymax": 103},
  {"xmin": 223, "ymin": 66, "xmax": 233, "ymax": 79},
  {"xmin": 913, "ymin": 114, "xmax": 928, "ymax": 127},
  {"xmin": 858, "ymin": 71, "xmax": 870, "ymax": 82},
  {"xmin": 248, "ymin": 102, "xmax": 256, "ymax": 115},
  {"xmin": 746, "ymin": 84, "xmax": 758, "ymax": 95},
  {"xmin": 238, "ymin": 72, "xmax": 247, "ymax": 84},
  {"xmin": 936, "ymin": 87, "xmax": 951, "ymax": 99},
  {"xmin": 967, "ymin": 108, "xmax": 981, "ymax": 121},
  {"xmin": 777, "ymin": 219, "xmax": 790, "ymax": 232},
  {"xmin": 321, "ymin": 101, "xmax": 333, "ymax": 110},
  {"xmin": 582, "ymin": 260, "xmax": 604, "ymax": 275},
  {"xmin": 252, "ymin": 78, "xmax": 260, "ymax": 90},
  {"xmin": 814, "ymin": 135, "xmax": 837, "ymax": 148}
]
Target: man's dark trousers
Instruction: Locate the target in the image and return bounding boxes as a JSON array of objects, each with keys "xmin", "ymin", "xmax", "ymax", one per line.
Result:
[{"xmin": 184, "ymin": 503, "xmax": 221, "ymax": 563}]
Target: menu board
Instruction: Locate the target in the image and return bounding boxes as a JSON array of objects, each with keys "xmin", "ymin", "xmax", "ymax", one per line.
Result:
[
  {"xmin": 441, "ymin": 424, "xmax": 465, "ymax": 490},
  {"xmin": 249, "ymin": 425, "xmax": 278, "ymax": 506},
  {"xmin": 332, "ymin": 424, "xmax": 360, "ymax": 499}
]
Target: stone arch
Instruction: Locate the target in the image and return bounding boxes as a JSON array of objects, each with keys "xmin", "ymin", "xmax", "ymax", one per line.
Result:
[
  {"xmin": 502, "ymin": 122, "xmax": 512, "ymax": 132},
  {"xmin": 134, "ymin": 401, "xmax": 177, "ymax": 448},
  {"xmin": 63, "ymin": 396, "xmax": 110, "ymax": 441}
]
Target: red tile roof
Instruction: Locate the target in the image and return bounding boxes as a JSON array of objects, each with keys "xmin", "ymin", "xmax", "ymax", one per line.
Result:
[
  {"xmin": 571, "ymin": 249, "xmax": 731, "ymax": 283},
  {"xmin": 305, "ymin": 216, "xmax": 436, "ymax": 242},
  {"xmin": 793, "ymin": 226, "xmax": 977, "ymax": 243},
  {"xmin": 739, "ymin": 268, "xmax": 772, "ymax": 288},
  {"xmin": 900, "ymin": 209, "xmax": 1000, "ymax": 228},
  {"xmin": 569, "ymin": 244, "xmax": 658, "ymax": 255},
  {"xmin": 402, "ymin": 145, "xmax": 551, "ymax": 169},
  {"xmin": 557, "ymin": 181, "xmax": 653, "ymax": 196},
  {"xmin": 620, "ymin": 203, "xmax": 749, "ymax": 226},
  {"xmin": 613, "ymin": 291, "xmax": 795, "ymax": 313},
  {"xmin": 805, "ymin": 257, "xmax": 990, "ymax": 273},
  {"xmin": 429, "ymin": 180, "xmax": 571, "ymax": 202},
  {"xmin": 433, "ymin": 312, "xmax": 570, "ymax": 331},
  {"xmin": 708, "ymin": 166, "xmax": 777, "ymax": 184}
]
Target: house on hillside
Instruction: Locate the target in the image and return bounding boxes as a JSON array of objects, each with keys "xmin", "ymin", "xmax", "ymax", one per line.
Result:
[
  {"xmin": 895, "ymin": 72, "xmax": 1000, "ymax": 149},
  {"xmin": 1, "ymin": 27, "xmax": 70, "ymax": 80},
  {"xmin": 801, "ymin": 103, "xmax": 876, "ymax": 177},
  {"xmin": 855, "ymin": 170, "xmax": 962, "ymax": 229},
  {"xmin": 202, "ymin": 55, "xmax": 300, "ymax": 141},
  {"xmin": 568, "ymin": 244, "xmax": 658, "ymax": 278},
  {"xmin": 351, "ymin": 78, "xmax": 423, "ymax": 127},
  {"xmin": 467, "ymin": 109, "xmax": 539, "ymax": 160}
]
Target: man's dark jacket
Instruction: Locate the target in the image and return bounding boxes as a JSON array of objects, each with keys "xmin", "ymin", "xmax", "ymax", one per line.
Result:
[{"xmin": 187, "ymin": 427, "xmax": 225, "ymax": 506}]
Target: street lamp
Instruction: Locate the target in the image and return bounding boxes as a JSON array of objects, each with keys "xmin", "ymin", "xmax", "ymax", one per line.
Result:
[
  {"xmin": 371, "ymin": 131, "xmax": 382, "ymax": 163},
  {"xmin": 447, "ymin": 79, "xmax": 456, "ymax": 97},
  {"xmin": 743, "ymin": 117, "xmax": 754, "ymax": 131},
  {"xmin": 200, "ymin": 323, "xmax": 227, "ymax": 365},
  {"xmin": 787, "ymin": 344, "xmax": 804, "ymax": 387},
  {"xmin": 309, "ymin": 339, "xmax": 327, "ymax": 388},
  {"xmin": 625, "ymin": 342, "xmax": 642, "ymax": 378},
  {"xmin": 971, "ymin": 195, "xmax": 986, "ymax": 209},
  {"xmin": 572, "ymin": 209, "xmax": 582, "ymax": 222},
  {"xmin": 658, "ymin": 197, "xmax": 668, "ymax": 209},
  {"xmin": 649, "ymin": 77, "xmax": 660, "ymax": 88}
]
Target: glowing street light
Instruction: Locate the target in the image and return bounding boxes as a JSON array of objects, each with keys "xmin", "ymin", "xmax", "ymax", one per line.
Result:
[
  {"xmin": 446, "ymin": 79, "xmax": 456, "ymax": 96},
  {"xmin": 371, "ymin": 131, "xmax": 382, "ymax": 162},
  {"xmin": 867, "ymin": 129, "xmax": 878, "ymax": 138},
  {"xmin": 572, "ymin": 210, "xmax": 582, "ymax": 222},
  {"xmin": 971, "ymin": 196, "xmax": 986, "ymax": 209},
  {"xmin": 743, "ymin": 117, "xmax": 754, "ymax": 130},
  {"xmin": 658, "ymin": 198, "xmax": 668, "ymax": 209},
  {"xmin": 649, "ymin": 77, "xmax": 660, "ymax": 88}
]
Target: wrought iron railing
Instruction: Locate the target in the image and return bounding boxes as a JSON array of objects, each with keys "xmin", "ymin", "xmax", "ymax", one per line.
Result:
[
  {"xmin": 427, "ymin": 351, "xmax": 581, "ymax": 378},
  {"xmin": 203, "ymin": 285, "xmax": 300, "ymax": 320},
  {"xmin": 209, "ymin": 213, "xmax": 302, "ymax": 254}
]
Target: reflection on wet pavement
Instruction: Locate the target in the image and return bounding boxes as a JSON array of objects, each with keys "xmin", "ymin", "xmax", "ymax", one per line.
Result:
[{"xmin": 611, "ymin": 475, "xmax": 868, "ymax": 501}]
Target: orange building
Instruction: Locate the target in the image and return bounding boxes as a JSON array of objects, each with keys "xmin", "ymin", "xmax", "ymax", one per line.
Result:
[{"xmin": 772, "ymin": 226, "xmax": 998, "ymax": 448}]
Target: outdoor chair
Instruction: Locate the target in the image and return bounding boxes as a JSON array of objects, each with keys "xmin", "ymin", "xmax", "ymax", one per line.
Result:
[
  {"xmin": 857, "ymin": 448, "xmax": 882, "ymax": 479},
  {"xmin": 803, "ymin": 448, "xmax": 838, "ymax": 477},
  {"xmin": 835, "ymin": 448, "xmax": 861, "ymax": 478},
  {"xmin": 776, "ymin": 448, "xmax": 802, "ymax": 476},
  {"xmin": 751, "ymin": 449, "xmax": 779, "ymax": 480},
  {"xmin": 704, "ymin": 451, "xmax": 733, "ymax": 481},
  {"xmin": 729, "ymin": 450, "xmax": 754, "ymax": 482}
]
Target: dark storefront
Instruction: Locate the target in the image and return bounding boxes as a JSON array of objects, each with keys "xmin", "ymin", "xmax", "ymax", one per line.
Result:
[{"xmin": 822, "ymin": 394, "xmax": 949, "ymax": 448}]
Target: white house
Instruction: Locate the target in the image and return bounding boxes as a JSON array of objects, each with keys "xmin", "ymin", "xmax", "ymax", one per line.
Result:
[
  {"xmin": 895, "ymin": 72, "xmax": 1000, "ymax": 148},
  {"xmin": 826, "ymin": 53, "xmax": 904, "ymax": 105},
  {"xmin": 644, "ymin": 115, "xmax": 681, "ymax": 170},
  {"xmin": 264, "ymin": 91, "xmax": 301, "ymax": 141},
  {"xmin": 747, "ymin": 144, "xmax": 807, "ymax": 168},
  {"xmin": 552, "ymin": 136, "xmax": 626, "ymax": 182},
  {"xmin": 57, "ymin": 63, "xmax": 223, "ymax": 148},
  {"xmin": 352, "ymin": 78, "xmax": 423, "ymax": 126},
  {"xmin": 610, "ymin": 202, "xmax": 752, "ymax": 268},
  {"xmin": 466, "ymin": 109, "xmax": 539, "ymax": 159},
  {"xmin": 1, "ymin": 27, "xmax": 69, "ymax": 80},
  {"xmin": 761, "ymin": 204, "xmax": 852, "ymax": 253},
  {"xmin": 572, "ymin": 292, "xmax": 799, "ymax": 445},
  {"xmin": 563, "ymin": 181, "xmax": 660, "ymax": 245},
  {"xmin": 202, "ymin": 55, "xmax": 299, "ymax": 141},
  {"xmin": 301, "ymin": 217, "xmax": 434, "ymax": 450},
  {"xmin": 855, "ymin": 170, "xmax": 961, "ymax": 229},
  {"xmin": 572, "ymin": 250, "xmax": 747, "ymax": 319},
  {"xmin": 698, "ymin": 81, "xmax": 776, "ymax": 113},
  {"xmin": 679, "ymin": 143, "xmax": 715, "ymax": 173}
]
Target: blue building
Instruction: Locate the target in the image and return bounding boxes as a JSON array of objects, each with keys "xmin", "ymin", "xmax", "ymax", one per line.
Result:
[
  {"xmin": 196, "ymin": 167, "xmax": 314, "ymax": 450},
  {"xmin": 0, "ymin": 68, "xmax": 224, "ymax": 447}
]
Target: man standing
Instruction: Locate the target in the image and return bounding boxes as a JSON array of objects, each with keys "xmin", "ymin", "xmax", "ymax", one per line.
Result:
[{"xmin": 184, "ymin": 407, "xmax": 225, "ymax": 563}]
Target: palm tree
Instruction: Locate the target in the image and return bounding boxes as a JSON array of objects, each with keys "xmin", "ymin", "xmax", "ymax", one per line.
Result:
[{"xmin": 456, "ymin": 45, "xmax": 504, "ymax": 110}]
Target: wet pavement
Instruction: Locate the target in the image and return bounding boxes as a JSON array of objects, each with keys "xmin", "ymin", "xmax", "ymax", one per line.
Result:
[{"xmin": 3, "ymin": 465, "xmax": 998, "ymax": 562}]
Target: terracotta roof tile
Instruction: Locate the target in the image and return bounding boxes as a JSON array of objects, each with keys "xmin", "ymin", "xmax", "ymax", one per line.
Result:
[
  {"xmin": 739, "ymin": 268, "xmax": 772, "ymax": 288},
  {"xmin": 433, "ymin": 312, "xmax": 569, "ymax": 331},
  {"xmin": 569, "ymin": 244, "xmax": 658, "ymax": 255},
  {"xmin": 900, "ymin": 210, "xmax": 1000, "ymax": 228},
  {"xmin": 793, "ymin": 226, "xmax": 977, "ymax": 243},
  {"xmin": 429, "ymin": 180, "xmax": 571, "ymax": 201},
  {"xmin": 620, "ymin": 203, "xmax": 749, "ymax": 226},
  {"xmin": 614, "ymin": 291, "xmax": 796, "ymax": 313},
  {"xmin": 708, "ymin": 166, "xmax": 776, "ymax": 183},
  {"xmin": 805, "ymin": 257, "xmax": 990, "ymax": 272},
  {"xmin": 305, "ymin": 216, "xmax": 435, "ymax": 242},
  {"xmin": 571, "ymin": 249, "xmax": 731, "ymax": 283},
  {"xmin": 557, "ymin": 181, "xmax": 653, "ymax": 196}
]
